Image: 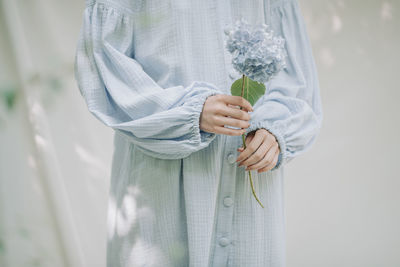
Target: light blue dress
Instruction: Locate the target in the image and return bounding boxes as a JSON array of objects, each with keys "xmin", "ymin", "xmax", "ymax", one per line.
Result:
[{"xmin": 74, "ymin": 0, "xmax": 323, "ymax": 266}]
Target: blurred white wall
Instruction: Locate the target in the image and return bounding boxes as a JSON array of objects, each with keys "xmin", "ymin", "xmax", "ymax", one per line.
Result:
[
  {"xmin": 285, "ymin": 1, "xmax": 400, "ymax": 266},
  {"xmin": 0, "ymin": 0, "xmax": 399, "ymax": 267}
]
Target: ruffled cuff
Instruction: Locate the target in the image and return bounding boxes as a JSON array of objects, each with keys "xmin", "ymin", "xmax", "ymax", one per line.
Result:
[
  {"xmin": 245, "ymin": 120, "xmax": 287, "ymax": 170},
  {"xmin": 187, "ymin": 81, "xmax": 222, "ymax": 147}
]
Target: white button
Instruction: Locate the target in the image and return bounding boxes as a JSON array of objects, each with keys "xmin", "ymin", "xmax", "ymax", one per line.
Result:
[
  {"xmin": 223, "ymin": 196, "xmax": 233, "ymax": 207},
  {"xmin": 229, "ymin": 70, "xmax": 237, "ymax": 80},
  {"xmin": 219, "ymin": 237, "xmax": 230, "ymax": 247},
  {"xmin": 227, "ymin": 153, "xmax": 236, "ymax": 164}
]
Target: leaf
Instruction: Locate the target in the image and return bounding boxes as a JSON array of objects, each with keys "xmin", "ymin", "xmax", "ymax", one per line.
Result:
[
  {"xmin": 1, "ymin": 87, "xmax": 18, "ymax": 111},
  {"xmin": 230, "ymin": 76, "xmax": 266, "ymax": 106}
]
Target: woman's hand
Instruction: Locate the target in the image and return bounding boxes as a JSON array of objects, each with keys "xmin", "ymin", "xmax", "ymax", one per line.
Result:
[
  {"xmin": 200, "ymin": 94, "xmax": 253, "ymax": 136},
  {"xmin": 236, "ymin": 129, "xmax": 280, "ymax": 173}
]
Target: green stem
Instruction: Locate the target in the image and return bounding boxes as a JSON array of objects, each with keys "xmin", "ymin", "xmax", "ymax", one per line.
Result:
[{"xmin": 240, "ymin": 74, "xmax": 264, "ymax": 209}]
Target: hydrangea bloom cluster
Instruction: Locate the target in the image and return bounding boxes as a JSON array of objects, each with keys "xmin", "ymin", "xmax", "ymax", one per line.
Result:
[{"xmin": 224, "ymin": 17, "xmax": 287, "ymax": 83}]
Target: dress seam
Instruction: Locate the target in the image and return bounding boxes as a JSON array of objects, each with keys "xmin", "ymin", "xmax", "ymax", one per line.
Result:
[{"xmin": 85, "ymin": 0, "xmax": 135, "ymax": 16}]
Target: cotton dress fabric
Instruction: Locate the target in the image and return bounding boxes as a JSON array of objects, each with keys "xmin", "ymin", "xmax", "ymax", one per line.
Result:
[{"xmin": 74, "ymin": 0, "xmax": 323, "ymax": 266}]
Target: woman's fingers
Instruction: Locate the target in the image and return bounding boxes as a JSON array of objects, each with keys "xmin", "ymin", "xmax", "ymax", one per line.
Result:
[
  {"xmin": 236, "ymin": 133, "xmax": 254, "ymax": 152},
  {"xmin": 217, "ymin": 105, "xmax": 251, "ymax": 121},
  {"xmin": 222, "ymin": 95, "xmax": 253, "ymax": 112},
  {"xmin": 200, "ymin": 95, "xmax": 254, "ymax": 136},
  {"xmin": 214, "ymin": 114, "xmax": 250, "ymax": 129},
  {"xmin": 236, "ymin": 131, "xmax": 264, "ymax": 164},
  {"xmin": 257, "ymin": 147, "xmax": 280, "ymax": 173},
  {"xmin": 227, "ymin": 104, "xmax": 240, "ymax": 109},
  {"xmin": 243, "ymin": 132, "xmax": 254, "ymax": 146},
  {"xmin": 239, "ymin": 139, "xmax": 269, "ymax": 168},
  {"xmin": 247, "ymin": 142, "xmax": 278, "ymax": 171},
  {"xmin": 235, "ymin": 129, "xmax": 280, "ymax": 172}
]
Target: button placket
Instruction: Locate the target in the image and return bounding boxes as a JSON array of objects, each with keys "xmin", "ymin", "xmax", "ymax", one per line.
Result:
[
  {"xmin": 223, "ymin": 196, "xmax": 234, "ymax": 207},
  {"xmin": 227, "ymin": 152, "xmax": 236, "ymax": 164},
  {"xmin": 219, "ymin": 237, "xmax": 231, "ymax": 247},
  {"xmin": 218, "ymin": 1, "xmax": 235, "ymax": 89},
  {"xmin": 211, "ymin": 144, "xmax": 239, "ymax": 266},
  {"xmin": 210, "ymin": 1, "xmax": 236, "ymax": 266},
  {"xmin": 229, "ymin": 69, "xmax": 238, "ymax": 80}
]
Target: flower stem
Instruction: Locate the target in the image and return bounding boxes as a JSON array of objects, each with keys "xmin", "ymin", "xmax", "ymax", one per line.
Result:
[{"xmin": 240, "ymin": 74, "xmax": 264, "ymax": 208}]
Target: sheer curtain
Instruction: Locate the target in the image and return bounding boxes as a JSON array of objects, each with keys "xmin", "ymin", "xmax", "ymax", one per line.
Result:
[{"xmin": 0, "ymin": 0, "xmax": 113, "ymax": 266}]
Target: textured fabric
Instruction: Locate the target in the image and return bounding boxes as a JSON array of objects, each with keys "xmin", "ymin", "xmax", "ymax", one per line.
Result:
[{"xmin": 73, "ymin": 0, "xmax": 323, "ymax": 266}]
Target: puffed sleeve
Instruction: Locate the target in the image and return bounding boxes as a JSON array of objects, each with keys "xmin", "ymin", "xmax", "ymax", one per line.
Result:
[
  {"xmin": 246, "ymin": 0, "xmax": 323, "ymax": 170},
  {"xmin": 74, "ymin": 1, "xmax": 224, "ymax": 160}
]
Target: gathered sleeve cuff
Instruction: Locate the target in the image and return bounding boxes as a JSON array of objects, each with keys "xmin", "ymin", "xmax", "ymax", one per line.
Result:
[
  {"xmin": 74, "ymin": 1, "xmax": 223, "ymax": 159},
  {"xmin": 246, "ymin": 0, "xmax": 323, "ymax": 170}
]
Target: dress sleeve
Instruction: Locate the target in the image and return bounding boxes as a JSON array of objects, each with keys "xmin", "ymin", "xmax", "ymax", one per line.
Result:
[
  {"xmin": 74, "ymin": 1, "xmax": 223, "ymax": 160},
  {"xmin": 245, "ymin": 0, "xmax": 323, "ymax": 170}
]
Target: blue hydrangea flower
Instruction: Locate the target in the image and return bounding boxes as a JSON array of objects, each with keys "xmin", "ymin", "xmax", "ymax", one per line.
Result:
[{"xmin": 224, "ymin": 17, "xmax": 287, "ymax": 83}]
